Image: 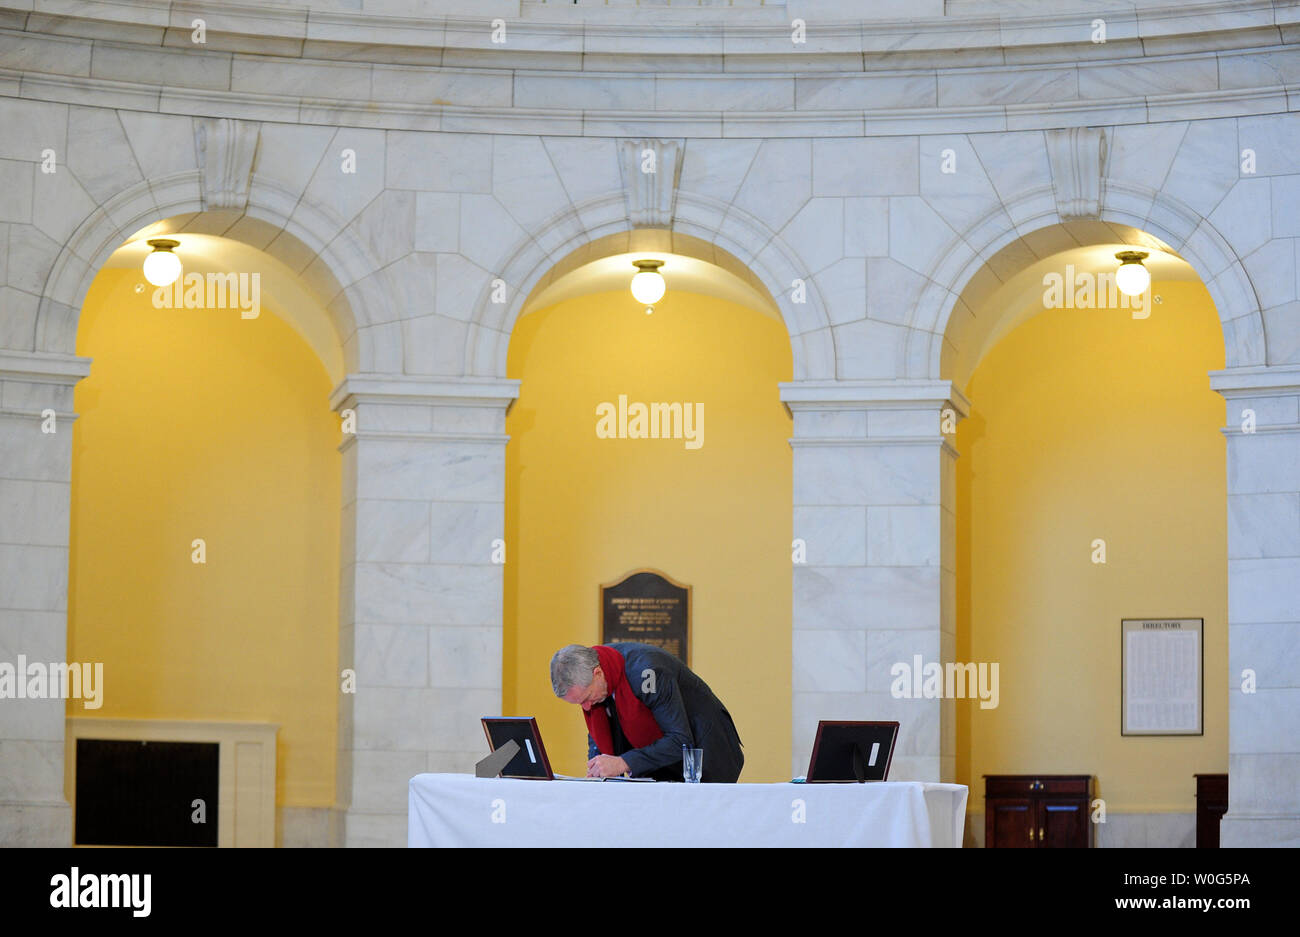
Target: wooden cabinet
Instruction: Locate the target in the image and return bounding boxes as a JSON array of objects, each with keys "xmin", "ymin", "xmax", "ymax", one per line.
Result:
[
  {"xmin": 1195, "ymin": 774, "xmax": 1228, "ymax": 848},
  {"xmin": 984, "ymin": 775, "xmax": 1092, "ymax": 848}
]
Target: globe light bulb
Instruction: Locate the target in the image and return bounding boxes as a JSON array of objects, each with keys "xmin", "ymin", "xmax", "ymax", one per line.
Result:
[
  {"xmin": 143, "ymin": 239, "xmax": 182, "ymax": 287},
  {"xmin": 1114, "ymin": 251, "xmax": 1150, "ymax": 297},
  {"xmin": 630, "ymin": 260, "xmax": 665, "ymax": 306}
]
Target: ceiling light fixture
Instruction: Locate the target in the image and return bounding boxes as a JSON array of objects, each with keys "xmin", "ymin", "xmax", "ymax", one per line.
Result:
[
  {"xmin": 143, "ymin": 238, "xmax": 182, "ymax": 287},
  {"xmin": 1114, "ymin": 250, "xmax": 1150, "ymax": 297},
  {"xmin": 630, "ymin": 259, "xmax": 666, "ymax": 309}
]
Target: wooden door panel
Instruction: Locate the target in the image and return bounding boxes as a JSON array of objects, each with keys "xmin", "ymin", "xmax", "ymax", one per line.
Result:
[
  {"xmin": 988, "ymin": 800, "xmax": 1035, "ymax": 848},
  {"xmin": 1040, "ymin": 800, "xmax": 1087, "ymax": 848}
]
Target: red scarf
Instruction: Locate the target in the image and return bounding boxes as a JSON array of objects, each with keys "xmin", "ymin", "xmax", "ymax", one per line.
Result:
[{"xmin": 583, "ymin": 645, "xmax": 664, "ymax": 754}]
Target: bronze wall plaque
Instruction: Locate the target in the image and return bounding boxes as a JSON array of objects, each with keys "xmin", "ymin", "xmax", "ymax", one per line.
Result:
[{"xmin": 600, "ymin": 568, "xmax": 690, "ymax": 665}]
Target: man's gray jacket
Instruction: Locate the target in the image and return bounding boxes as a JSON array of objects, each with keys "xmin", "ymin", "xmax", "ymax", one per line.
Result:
[{"xmin": 586, "ymin": 642, "xmax": 744, "ymax": 783}]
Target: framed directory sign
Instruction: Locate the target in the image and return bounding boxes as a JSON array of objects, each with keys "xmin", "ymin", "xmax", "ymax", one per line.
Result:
[{"xmin": 1121, "ymin": 618, "xmax": 1204, "ymax": 736}]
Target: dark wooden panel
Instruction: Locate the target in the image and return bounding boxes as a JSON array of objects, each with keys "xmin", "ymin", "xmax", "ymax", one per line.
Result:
[
  {"xmin": 1036, "ymin": 777, "xmax": 1091, "ymax": 796},
  {"xmin": 1195, "ymin": 773, "xmax": 1229, "ymax": 849},
  {"xmin": 987, "ymin": 800, "xmax": 1035, "ymax": 848},
  {"xmin": 985, "ymin": 776, "xmax": 1038, "ymax": 797},
  {"xmin": 985, "ymin": 774, "xmax": 1092, "ymax": 848},
  {"xmin": 1040, "ymin": 800, "xmax": 1089, "ymax": 848},
  {"xmin": 985, "ymin": 775, "xmax": 1090, "ymax": 797},
  {"xmin": 75, "ymin": 738, "xmax": 219, "ymax": 847}
]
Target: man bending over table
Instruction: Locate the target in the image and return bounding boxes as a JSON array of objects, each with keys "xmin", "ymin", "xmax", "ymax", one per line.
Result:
[{"xmin": 550, "ymin": 642, "xmax": 744, "ymax": 782}]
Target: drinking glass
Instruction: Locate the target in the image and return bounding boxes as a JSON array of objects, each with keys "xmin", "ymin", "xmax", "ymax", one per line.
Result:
[{"xmin": 682, "ymin": 747, "xmax": 703, "ymax": 783}]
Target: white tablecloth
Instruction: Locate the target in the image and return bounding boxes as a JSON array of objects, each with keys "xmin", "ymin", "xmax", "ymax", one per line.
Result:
[{"xmin": 409, "ymin": 773, "xmax": 968, "ymax": 847}]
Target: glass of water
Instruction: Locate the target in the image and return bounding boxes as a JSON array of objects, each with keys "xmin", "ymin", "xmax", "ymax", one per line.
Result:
[{"xmin": 682, "ymin": 747, "xmax": 703, "ymax": 783}]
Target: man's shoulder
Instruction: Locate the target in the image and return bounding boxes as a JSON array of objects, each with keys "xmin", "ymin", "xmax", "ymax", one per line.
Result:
[
  {"xmin": 612, "ymin": 643, "xmax": 684, "ymax": 672},
  {"xmin": 609, "ymin": 641, "xmax": 660, "ymax": 657}
]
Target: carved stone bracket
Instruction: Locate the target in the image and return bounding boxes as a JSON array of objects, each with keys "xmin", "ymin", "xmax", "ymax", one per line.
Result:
[
  {"xmin": 194, "ymin": 118, "xmax": 261, "ymax": 211},
  {"xmin": 619, "ymin": 139, "xmax": 684, "ymax": 228},
  {"xmin": 1045, "ymin": 127, "xmax": 1107, "ymax": 221}
]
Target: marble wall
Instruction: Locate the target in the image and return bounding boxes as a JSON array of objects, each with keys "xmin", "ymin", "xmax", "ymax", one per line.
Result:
[
  {"xmin": 332, "ymin": 377, "xmax": 516, "ymax": 847},
  {"xmin": 783, "ymin": 380, "xmax": 966, "ymax": 782},
  {"xmin": 0, "ymin": 352, "xmax": 88, "ymax": 845},
  {"xmin": 1213, "ymin": 367, "xmax": 1300, "ymax": 848}
]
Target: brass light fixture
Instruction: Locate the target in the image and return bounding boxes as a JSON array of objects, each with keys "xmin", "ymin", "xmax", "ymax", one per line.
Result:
[
  {"xmin": 630, "ymin": 259, "xmax": 666, "ymax": 313},
  {"xmin": 1114, "ymin": 250, "xmax": 1150, "ymax": 297},
  {"xmin": 143, "ymin": 238, "xmax": 182, "ymax": 287}
]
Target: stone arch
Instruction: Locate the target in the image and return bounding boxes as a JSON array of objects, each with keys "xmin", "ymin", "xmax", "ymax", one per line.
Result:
[
  {"xmin": 923, "ymin": 183, "xmax": 1266, "ymax": 384},
  {"xmin": 52, "ymin": 169, "xmax": 367, "ymax": 846},
  {"xmin": 463, "ymin": 191, "xmax": 835, "ymax": 380},
  {"xmin": 33, "ymin": 170, "xmax": 394, "ymax": 377}
]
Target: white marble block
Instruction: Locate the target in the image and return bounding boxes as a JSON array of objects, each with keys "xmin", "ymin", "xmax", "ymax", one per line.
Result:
[{"xmin": 331, "ymin": 375, "xmax": 516, "ymax": 846}]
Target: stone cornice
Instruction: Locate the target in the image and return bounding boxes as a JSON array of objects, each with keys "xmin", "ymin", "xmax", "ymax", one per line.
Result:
[
  {"xmin": 329, "ymin": 374, "xmax": 521, "ymax": 412},
  {"xmin": 5, "ymin": 62, "xmax": 1294, "ymax": 141},
  {"xmin": 780, "ymin": 380, "xmax": 971, "ymax": 417},
  {"xmin": 3, "ymin": 64, "xmax": 1293, "ymax": 138},
  {"xmin": 1209, "ymin": 365, "xmax": 1300, "ymax": 396},
  {"xmin": 0, "ymin": 351, "xmax": 92, "ymax": 385},
  {"xmin": 1, "ymin": 1, "xmax": 1293, "ymax": 61},
  {"xmin": 1, "ymin": 3, "xmax": 1298, "ymax": 136}
]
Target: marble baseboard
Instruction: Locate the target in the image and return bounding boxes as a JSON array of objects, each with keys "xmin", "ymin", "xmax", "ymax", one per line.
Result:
[
  {"xmin": 342, "ymin": 808, "xmax": 407, "ymax": 848},
  {"xmin": 1220, "ymin": 815, "xmax": 1300, "ymax": 848},
  {"xmin": 0, "ymin": 800, "xmax": 71, "ymax": 846},
  {"xmin": 3, "ymin": 799, "xmax": 350, "ymax": 848},
  {"xmin": 965, "ymin": 812, "xmax": 1197, "ymax": 848},
  {"xmin": 1097, "ymin": 813, "xmax": 1197, "ymax": 848},
  {"xmin": 277, "ymin": 806, "xmax": 346, "ymax": 848},
  {"xmin": 8, "ymin": 802, "xmax": 352, "ymax": 848},
  {"xmin": 0, "ymin": 800, "xmax": 1279, "ymax": 849}
]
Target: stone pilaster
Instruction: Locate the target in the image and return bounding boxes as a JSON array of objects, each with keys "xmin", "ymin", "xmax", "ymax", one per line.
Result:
[
  {"xmin": 330, "ymin": 374, "xmax": 518, "ymax": 847},
  {"xmin": 781, "ymin": 380, "xmax": 968, "ymax": 783},
  {"xmin": 0, "ymin": 350, "xmax": 91, "ymax": 845},
  {"xmin": 1210, "ymin": 365, "xmax": 1300, "ymax": 848}
]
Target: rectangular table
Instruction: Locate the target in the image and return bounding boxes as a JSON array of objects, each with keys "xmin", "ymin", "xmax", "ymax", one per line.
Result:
[{"xmin": 409, "ymin": 773, "xmax": 968, "ymax": 847}]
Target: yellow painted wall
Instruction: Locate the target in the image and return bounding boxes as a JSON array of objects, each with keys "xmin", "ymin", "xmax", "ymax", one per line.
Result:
[
  {"xmin": 69, "ymin": 267, "xmax": 340, "ymax": 808},
  {"xmin": 955, "ymin": 280, "xmax": 1227, "ymax": 818},
  {"xmin": 505, "ymin": 289, "xmax": 792, "ymax": 781}
]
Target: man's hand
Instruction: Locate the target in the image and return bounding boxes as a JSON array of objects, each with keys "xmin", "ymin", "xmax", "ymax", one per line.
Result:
[{"xmin": 587, "ymin": 755, "xmax": 630, "ymax": 778}]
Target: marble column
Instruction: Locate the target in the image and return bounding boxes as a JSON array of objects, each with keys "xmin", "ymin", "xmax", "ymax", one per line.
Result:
[
  {"xmin": 782, "ymin": 380, "xmax": 968, "ymax": 783},
  {"xmin": 1211, "ymin": 365, "xmax": 1300, "ymax": 848},
  {"xmin": 330, "ymin": 375, "xmax": 518, "ymax": 848},
  {"xmin": 0, "ymin": 350, "xmax": 91, "ymax": 845}
]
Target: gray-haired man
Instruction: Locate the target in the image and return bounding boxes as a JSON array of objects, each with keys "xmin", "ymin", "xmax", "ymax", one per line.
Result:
[{"xmin": 550, "ymin": 642, "xmax": 744, "ymax": 782}]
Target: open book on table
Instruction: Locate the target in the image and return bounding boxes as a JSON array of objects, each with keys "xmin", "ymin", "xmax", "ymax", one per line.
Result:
[{"xmin": 553, "ymin": 774, "xmax": 656, "ymax": 782}]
